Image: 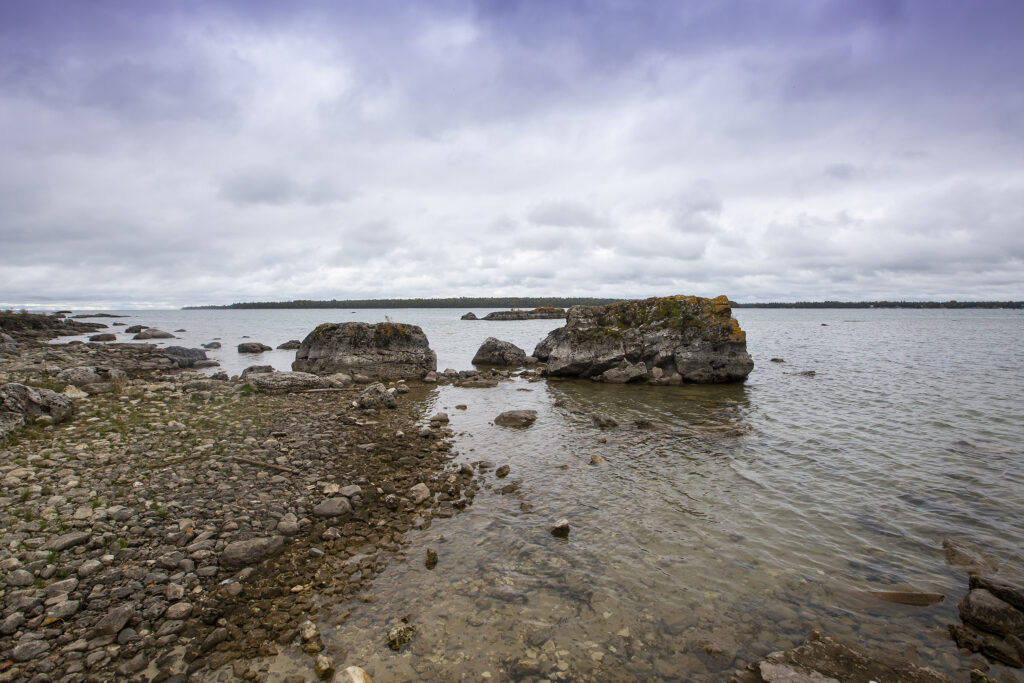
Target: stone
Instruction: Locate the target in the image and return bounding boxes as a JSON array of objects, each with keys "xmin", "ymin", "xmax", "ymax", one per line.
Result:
[
  {"xmin": 6, "ymin": 568, "xmax": 34, "ymax": 586},
  {"xmin": 299, "ymin": 619, "xmax": 319, "ymax": 641},
  {"xmin": 162, "ymin": 346, "xmax": 209, "ymax": 368},
  {"xmin": 165, "ymin": 602, "xmax": 193, "ymax": 620},
  {"xmin": 1, "ymin": 383, "xmax": 75, "ymax": 439},
  {"xmin": 313, "ymin": 497, "xmax": 353, "ymax": 518},
  {"xmin": 12, "ymin": 638, "xmax": 49, "ymax": 662},
  {"xmin": 340, "ymin": 666, "xmax": 374, "ymax": 683},
  {"xmin": 55, "ymin": 366, "xmax": 127, "ymax": 392},
  {"xmin": 494, "ymin": 410, "xmax": 537, "ymax": 428},
  {"xmin": 277, "ymin": 339, "xmax": 302, "ymax": 349},
  {"xmin": 202, "ymin": 341, "xmax": 222, "ymax": 349},
  {"xmin": 970, "ymin": 575, "xmax": 1024, "ymax": 612},
  {"xmin": 0, "ymin": 331, "xmax": 19, "ymax": 354},
  {"xmin": 387, "ymin": 621, "xmax": 416, "ymax": 650},
  {"xmin": 426, "ymin": 548, "xmax": 438, "ymax": 569},
  {"xmin": 315, "ymin": 654, "xmax": 335, "ymax": 679},
  {"xmin": 496, "ymin": 464, "xmax": 510, "ymax": 478},
  {"xmin": 551, "ymin": 519, "xmax": 571, "ymax": 538},
  {"xmin": 472, "ymin": 337, "xmax": 528, "ymax": 366},
  {"xmin": 357, "ymin": 383, "xmax": 397, "ymax": 409},
  {"xmin": 133, "ymin": 328, "xmax": 174, "ymax": 339},
  {"xmin": 534, "ymin": 295, "xmax": 753, "ymax": 384},
  {"xmin": 124, "ymin": 324, "xmax": 147, "ymax": 333},
  {"xmin": 409, "ymin": 483, "xmax": 431, "ymax": 505},
  {"xmin": 482, "ymin": 307, "xmax": 566, "ymax": 320},
  {"xmin": 78, "ymin": 559, "xmax": 103, "ymax": 577},
  {"xmin": 221, "ymin": 536, "xmax": 286, "ymax": 568},
  {"xmin": 46, "ymin": 599, "xmax": 81, "ymax": 620},
  {"xmin": 45, "ymin": 531, "xmax": 91, "ymax": 551},
  {"xmin": 959, "ymin": 589, "xmax": 1024, "ymax": 637},
  {"xmin": 246, "ymin": 371, "xmax": 325, "ymax": 394},
  {"xmin": 592, "ymin": 413, "xmax": 618, "ymax": 428},
  {"xmin": 461, "ymin": 312, "xmax": 478, "ymax": 320},
  {"xmin": 292, "ymin": 322, "xmax": 437, "ymax": 380},
  {"xmin": 238, "ymin": 342, "xmax": 273, "ymax": 353},
  {"xmin": 89, "ymin": 333, "xmax": 117, "ymax": 342},
  {"xmin": 91, "ymin": 604, "xmax": 134, "ymax": 637},
  {"xmin": 240, "ymin": 364, "xmax": 274, "ymax": 379},
  {"xmin": 429, "ymin": 412, "xmax": 449, "ymax": 424}
]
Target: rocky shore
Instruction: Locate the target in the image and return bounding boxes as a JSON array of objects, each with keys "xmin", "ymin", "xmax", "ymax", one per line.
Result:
[{"xmin": 0, "ymin": 320, "xmax": 477, "ymax": 682}]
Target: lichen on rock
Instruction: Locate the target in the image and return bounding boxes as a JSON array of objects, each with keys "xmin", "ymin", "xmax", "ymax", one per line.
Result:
[
  {"xmin": 293, "ymin": 322, "xmax": 436, "ymax": 380},
  {"xmin": 534, "ymin": 294, "xmax": 753, "ymax": 384}
]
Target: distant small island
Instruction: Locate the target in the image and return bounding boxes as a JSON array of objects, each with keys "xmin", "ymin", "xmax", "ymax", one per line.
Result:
[{"xmin": 184, "ymin": 298, "xmax": 1023, "ymax": 310}]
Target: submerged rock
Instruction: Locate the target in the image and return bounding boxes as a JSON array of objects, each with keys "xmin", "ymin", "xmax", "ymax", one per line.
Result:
[
  {"xmin": 238, "ymin": 342, "xmax": 273, "ymax": 353},
  {"xmin": 472, "ymin": 337, "xmax": 528, "ymax": 366},
  {"xmin": 494, "ymin": 410, "xmax": 537, "ymax": 428},
  {"xmin": 535, "ymin": 294, "xmax": 753, "ymax": 384},
  {"xmin": 292, "ymin": 322, "xmax": 437, "ymax": 380}
]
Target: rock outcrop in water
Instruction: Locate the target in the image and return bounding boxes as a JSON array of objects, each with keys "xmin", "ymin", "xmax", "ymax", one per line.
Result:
[
  {"xmin": 534, "ymin": 295, "xmax": 753, "ymax": 384},
  {"xmin": 482, "ymin": 307, "xmax": 566, "ymax": 321},
  {"xmin": 292, "ymin": 322, "xmax": 437, "ymax": 380},
  {"xmin": 472, "ymin": 337, "xmax": 528, "ymax": 366}
]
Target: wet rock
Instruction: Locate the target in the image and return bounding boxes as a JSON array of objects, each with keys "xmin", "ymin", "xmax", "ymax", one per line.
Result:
[
  {"xmin": 429, "ymin": 412, "xmax": 449, "ymax": 424},
  {"xmin": 551, "ymin": 519, "xmax": 571, "ymax": 538},
  {"xmin": 495, "ymin": 464, "xmax": 510, "ymax": 478},
  {"xmin": 221, "ymin": 536, "xmax": 286, "ymax": 568},
  {"xmin": 425, "ymin": 548, "xmax": 438, "ymax": 569},
  {"xmin": 202, "ymin": 341, "xmax": 222, "ymax": 349},
  {"xmin": 340, "ymin": 666, "xmax": 374, "ymax": 683},
  {"xmin": 163, "ymin": 346, "xmax": 209, "ymax": 368},
  {"xmin": 494, "ymin": 409, "xmax": 537, "ymax": 428},
  {"xmin": 315, "ymin": 654, "xmax": 335, "ymax": 679},
  {"xmin": 770, "ymin": 357, "xmax": 785, "ymax": 362},
  {"xmin": 134, "ymin": 328, "xmax": 174, "ymax": 339},
  {"xmin": 246, "ymin": 371, "xmax": 325, "ymax": 394},
  {"xmin": 472, "ymin": 337, "xmax": 528, "ymax": 366},
  {"xmin": 292, "ymin": 321, "xmax": 437, "ymax": 380},
  {"xmin": 277, "ymin": 339, "xmax": 302, "ymax": 350},
  {"xmin": 89, "ymin": 333, "xmax": 117, "ymax": 342},
  {"xmin": 409, "ymin": 483, "xmax": 431, "ymax": 505},
  {"xmin": 241, "ymin": 364, "xmax": 274, "ymax": 379},
  {"xmin": 386, "ymin": 620, "xmax": 416, "ymax": 650},
  {"xmin": 357, "ymin": 383, "xmax": 397, "ymax": 409},
  {"xmin": 299, "ymin": 619, "xmax": 320, "ymax": 642},
  {"xmin": 535, "ymin": 294, "xmax": 753, "ymax": 384},
  {"xmin": 970, "ymin": 575, "xmax": 1024, "ymax": 612},
  {"xmin": 313, "ymin": 497, "xmax": 353, "ymax": 518},
  {"xmin": 238, "ymin": 342, "xmax": 273, "ymax": 353},
  {"xmin": 959, "ymin": 589, "xmax": 1024, "ymax": 637},
  {"xmin": 592, "ymin": 413, "xmax": 618, "ymax": 428},
  {"xmin": 943, "ymin": 539, "xmax": 998, "ymax": 574},
  {"xmin": 461, "ymin": 312, "xmax": 478, "ymax": 320},
  {"xmin": 590, "ymin": 454, "xmax": 605, "ymax": 465},
  {"xmin": 949, "ymin": 623, "xmax": 1024, "ymax": 667}
]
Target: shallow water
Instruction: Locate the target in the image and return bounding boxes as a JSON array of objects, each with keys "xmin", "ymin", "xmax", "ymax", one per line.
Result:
[{"xmin": 62, "ymin": 308, "xmax": 1024, "ymax": 680}]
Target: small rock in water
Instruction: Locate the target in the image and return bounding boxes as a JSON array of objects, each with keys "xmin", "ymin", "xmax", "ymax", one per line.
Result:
[
  {"xmin": 551, "ymin": 519, "xmax": 571, "ymax": 538},
  {"xmin": 387, "ymin": 620, "xmax": 416, "ymax": 650},
  {"xmin": 340, "ymin": 666, "xmax": 374, "ymax": 683},
  {"xmin": 298, "ymin": 620, "xmax": 320, "ymax": 642},
  {"xmin": 495, "ymin": 464, "xmax": 511, "ymax": 478},
  {"xmin": 590, "ymin": 454, "xmax": 605, "ymax": 465},
  {"xmin": 592, "ymin": 413, "xmax": 618, "ymax": 429},
  {"xmin": 315, "ymin": 654, "xmax": 335, "ymax": 680},
  {"xmin": 425, "ymin": 548, "xmax": 438, "ymax": 570},
  {"xmin": 494, "ymin": 409, "xmax": 537, "ymax": 428}
]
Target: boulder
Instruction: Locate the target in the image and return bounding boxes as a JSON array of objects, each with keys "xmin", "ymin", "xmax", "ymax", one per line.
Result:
[
  {"xmin": 221, "ymin": 536, "xmax": 286, "ymax": 568},
  {"xmin": 88, "ymin": 333, "xmax": 117, "ymax": 342},
  {"xmin": 246, "ymin": 371, "xmax": 325, "ymax": 394},
  {"xmin": 0, "ymin": 331, "xmax": 18, "ymax": 355},
  {"xmin": 292, "ymin": 322, "xmax": 437, "ymax": 380},
  {"xmin": 357, "ymin": 383, "xmax": 397, "ymax": 409},
  {"xmin": 461, "ymin": 312, "xmax": 478, "ymax": 320},
  {"xmin": 133, "ymin": 328, "xmax": 174, "ymax": 339},
  {"xmin": 971, "ymin": 575, "xmax": 1024, "ymax": 612},
  {"xmin": 959, "ymin": 589, "xmax": 1024, "ymax": 637},
  {"xmin": 241, "ymin": 365, "xmax": 274, "ymax": 379},
  {"xmin": 313, "ymin": 497, "xmax": 353, "ymax": 518},
  {"xmin": 472, "ymin": 337, "xmax": 528, "ymax": 366},
  {"xmin": 0, "ymin": 383, "xmax": 74, "ymax": 439},
  {"xmin": 534, "ymin": 295, "xmax": 753, "ymax": 384},
  {"xmin": 163, "ymin": 346, "xmax": 209, "ymax": 368},
  {"xmin": 202, "ymin": 341, "xmax": 222, "ymax": 349},
  {"xmin": 125, "ymin": 325, "xmax": 148, "ymax": 334},
  {"xmin": 238, "ymin": 342, "xmax": 273, "ymax": 353},
  {"xmin": 494, "ymin": 410, "xmax": 537, "ymax": 428},
  {"xmin": 277, "ymin": 339, "xmax": 302, "ymax": 350},
  {"xmin": 55, "ymin": 366, "xmax": 127, "ymax": 393},
  {"xmin": 483, "ymin": 307, "xmax": 566, "ymax": 321}
]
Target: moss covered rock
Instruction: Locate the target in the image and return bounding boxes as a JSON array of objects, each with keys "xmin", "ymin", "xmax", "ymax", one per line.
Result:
[{"xmin": 534, "ymin": 295, "xmax": 752, "ymax": 384}]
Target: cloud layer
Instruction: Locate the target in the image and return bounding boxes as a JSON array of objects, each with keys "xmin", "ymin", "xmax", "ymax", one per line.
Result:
[{"xmin": 1, "ymin": 0, "xmax": 1022, "ymax": 307}]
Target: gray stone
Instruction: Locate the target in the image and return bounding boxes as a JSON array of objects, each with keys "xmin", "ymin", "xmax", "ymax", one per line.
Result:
[
  {"xmin": 292, "ymin": 322, "xmax": 436, "ymax": 380},
  {"xmin": 162, "ymin": 346, "xmax": 208, "ymax": 368},
  {"xmin": 313, "ymin": 497, "xmax": 352, "ymax": 518},
  {"xmin": 409, "ymin": 483, "xmax": 431, "ymax": 505},
  {"xmin": 959, "ymin": 589, "xmax": 1024, "ymax": 637},
  {"xmin": 12, "ymin": 638, "xmax": 49, "ymax": 662},
  {"xmin": 1, "ymin": 612, "xmax": 25, "ymax": 635},
  {"xmin": 534, "ymin": 295, "xmax": 753, "ymax": 384},
  {"xmin": 339, "ymin": 485, "xmax": 363, "ymax": 498},
  {"xmin": 240, "ymin": 364, "xmax": 274, "ymax": 379},
  {"xmin": 472, "ymin": 337, "xmax": 528, "ymax": 366},
  {"xmin": 45, "ymin": 531, "xmax": 90, "ymax": 551},
  {"xmin": 971, "ymin": 575, "xmax": 1024, "ymax": 612},
  {"xmin": 78, "ymin": 559, "xmax": 103, "ymax": 577},
  {"xmin": 202, "ymin": 341, "xmax": 222, "ymax": 349},
  {"xmin": 494, "ymin": 410, "xmax": 537, "ymax": 428},
  {"xmin": 89, "ymin": 333, "xmax": 117, "ymax": 342},
  {"xmin": 277, "ymin": 340, "xmax": 302, "ymax": 349},
  {"xmin": 91, "ymin": 604, "xmax": 134, "ymax": 637},
  {"xmin": 246, "ymin": 371, "xmax": 325, "ymax": 394},
  {"xmin": 356, "ymin": 383, "xmax": 396, "ymax": 409},
  {"xmin": 482, "ymin": 307, "xmax": 566, "ymax": 321},
  {"xmin": 461, "ymin": 312, "xmax": 478, "ymax": 320},
  {"xmin": 133, "ymin": 328, "xmax": 174, "ymax": 339},
  {"xmin": 238, "ymin": 342, "xmax": 273, "ymax": 353},
  {"xmin": 0, "ymin": 383, "xmax": 75, "ymax": 438},
  {"xmin": 46, "ymin": 599, "xmax": 80, "ymax": 620},
  {"xmin": 165, "ymin": 602, "xmax": 193, "ymax": 620},
  {"xmin": 6, "ymin": 569, "xmax": 34, "ymax": 586},
  {"xmin": 221, "ymin": 536, "xmax": 286, "ymax": 568},
  {"xmin": 551, "ymin": 519, "xmax": 571, "ymax": 538}
]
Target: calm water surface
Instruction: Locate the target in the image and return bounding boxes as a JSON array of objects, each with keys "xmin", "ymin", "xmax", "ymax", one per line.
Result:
[{"xmin": 62, "ymin": 308, "xmax": 1024, "ymax": 680}]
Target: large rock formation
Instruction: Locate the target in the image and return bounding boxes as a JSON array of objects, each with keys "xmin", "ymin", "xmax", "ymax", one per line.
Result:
[
  {"xmin": 482, "ymin": 307, "xmax": 566, "ymax": 321},
  {"xmin": 472, "ymin": 337, "xmax": 528, "ymax": 366},
  {"xmin": 0, "ymin": 383, "xmax": 75, "ymax": 440},
  {"xmin": 534, "ymin": 295, "xmax": 753, "ymax": 384},
  {"xmin": 292, "ymin": 322, "xmax": 436, "ymax": 380}
]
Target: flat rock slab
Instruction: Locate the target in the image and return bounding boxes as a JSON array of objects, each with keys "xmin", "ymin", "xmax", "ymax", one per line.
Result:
[
  {"xmin": 221, "ymin": 536, "xmax": 286, "ymax": 568},
  {"xmin": 45, "ymin": 531, "xmax": 91, "ymax": 551},
  {"xmin": 313, "ymin": 497, "xmax": 353, "ymax": 518}
]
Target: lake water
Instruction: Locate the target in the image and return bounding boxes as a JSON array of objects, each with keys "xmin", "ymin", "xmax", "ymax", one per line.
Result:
[{"xmin": 58, "ymin": 308, "xmax": 1024, "ymax": 680}]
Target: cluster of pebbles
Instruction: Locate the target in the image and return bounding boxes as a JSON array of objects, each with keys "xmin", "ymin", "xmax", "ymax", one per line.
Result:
[{"xmin": 0, "ymin": 336, "xmax": 478, "ymax": 682}]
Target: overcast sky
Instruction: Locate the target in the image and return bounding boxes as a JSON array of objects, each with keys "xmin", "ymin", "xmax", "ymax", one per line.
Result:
[{"xmin": 2, "ymin": 0, "xmax": 1022, "ymax": 308}]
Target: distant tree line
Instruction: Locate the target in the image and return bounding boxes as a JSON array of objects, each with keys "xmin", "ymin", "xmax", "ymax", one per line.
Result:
[
  {"xmin": 184, "ymin": 297, "xmax": 624, "ymax": 310},
  {"xmin": 730, "ymin": 301, "xmax": 1023, "ymax": 309}
]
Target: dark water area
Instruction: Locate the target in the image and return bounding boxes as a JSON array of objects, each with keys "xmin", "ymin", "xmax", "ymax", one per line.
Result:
[{"xmin": 61, "ymin": 307, "xmax": 1024, "ymax": 680}]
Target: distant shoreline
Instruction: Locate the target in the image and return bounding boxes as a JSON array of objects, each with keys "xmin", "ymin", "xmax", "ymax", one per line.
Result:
[{"xmin": 182, "ymin": 298, "xmax": 1024, "ymax": 310}]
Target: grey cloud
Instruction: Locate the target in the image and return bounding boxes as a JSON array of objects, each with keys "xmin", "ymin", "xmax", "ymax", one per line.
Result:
[
  {"xmin": 527, "ymin": 200, "xmax": 608, "ymax": 228},
  {"xmin": 219, "ymin": 169, "xmax": 298, "ymax": 206}
]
